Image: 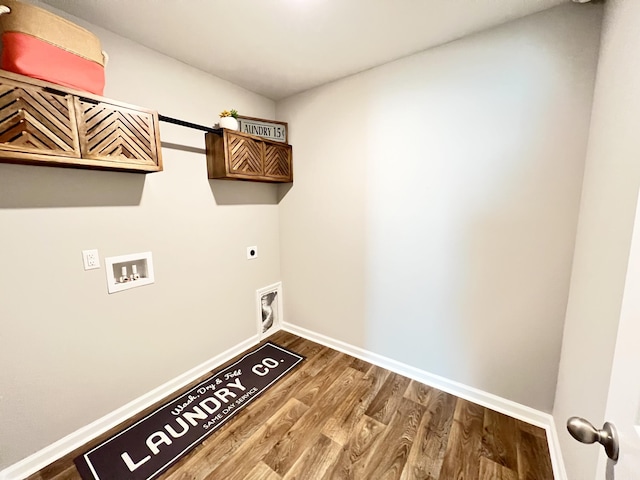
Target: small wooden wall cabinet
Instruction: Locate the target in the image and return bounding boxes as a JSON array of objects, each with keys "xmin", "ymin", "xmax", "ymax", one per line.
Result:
[
  {"xmin": 205, "ymin": 129, "xmax": 292, "ymax": 183},
  {"xmin": 0, "ymin": 70, "xmax": 162, "ymax": 173}
]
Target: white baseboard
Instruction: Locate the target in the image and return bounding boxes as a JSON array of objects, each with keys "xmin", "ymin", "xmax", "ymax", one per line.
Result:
[
  {"xmin": 0, "ymin": 334, "xmax": 261, "ymax": 480},
  {"xmin": 282, "ymin": 322, "xmax": 568, "ymax": 480}
]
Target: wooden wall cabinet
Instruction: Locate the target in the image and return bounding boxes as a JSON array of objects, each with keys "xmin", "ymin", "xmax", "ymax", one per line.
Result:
[
  {"xmin": 205, "ymin": 129, "xmax": 292, "ymax": 183},
  {"xmin": 0, "ymin": 70, "xmax": 162, "ymax": 173}
]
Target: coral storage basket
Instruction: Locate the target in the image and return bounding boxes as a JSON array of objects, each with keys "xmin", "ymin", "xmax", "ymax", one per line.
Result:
[{"xmin": 0, "ymin": 0, "xmax": 105, "ymax": 95}]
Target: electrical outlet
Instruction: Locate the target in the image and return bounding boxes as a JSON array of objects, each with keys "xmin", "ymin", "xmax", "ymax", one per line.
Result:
[
  {"xmin": 247, "ymin": 246, "xmax": 258, "ymax": 260},
  {"xmin": 82, "ymin": 249, "xmax": 100, "ymax": 270}
]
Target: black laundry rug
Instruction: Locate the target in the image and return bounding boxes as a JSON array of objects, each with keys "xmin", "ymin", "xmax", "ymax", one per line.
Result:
[{"xmin": 74, "ymin": 341, "xmax": 304, "ymax": 480}]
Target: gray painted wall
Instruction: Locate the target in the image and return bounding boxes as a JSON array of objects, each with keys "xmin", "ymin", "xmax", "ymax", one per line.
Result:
[
  {"xmin": 0, "ymin": 6, "xmax": 281, "ymax": 469},
  {"xmin": 277, "ymin": 4, "xmax": 602, "ymax": 413}
]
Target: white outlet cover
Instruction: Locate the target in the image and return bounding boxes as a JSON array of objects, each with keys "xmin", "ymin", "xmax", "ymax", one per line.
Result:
[
  {"xmin": 247, "ymin": 246, "xmax": 258, "ymax": 259},
  {"xmin": 82, "ymin": 249, "xmax": 100, "ymax": 270}
]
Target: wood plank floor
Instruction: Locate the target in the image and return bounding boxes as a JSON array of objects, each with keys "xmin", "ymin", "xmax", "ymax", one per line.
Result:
[{"xmin": 29, "ymin": 331, "xmax": 554, "ymax": 480}]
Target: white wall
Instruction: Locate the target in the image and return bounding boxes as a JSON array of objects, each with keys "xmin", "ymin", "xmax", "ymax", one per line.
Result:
[
  {"xmin": 0, "ymin": 5, "xmax": 280, "ymax": 469},
  {"xmin": 277, "ymin": 4, "xmax": 602, "ymax": 413},
  {"xmin": 554, "ymin": 1, "xmax": 640, "ymax": 478}
]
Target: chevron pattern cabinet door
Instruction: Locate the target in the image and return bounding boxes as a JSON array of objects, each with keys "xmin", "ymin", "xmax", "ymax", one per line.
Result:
[
  {"xmin": 206, "ymin": 130, "xmax": 293, "ymax": 183},
  {"xmin": 0, "ymin": 80, "xmax": 80, "ymax": 157},
  {"xmin": 226, "ymin": 131, "xmax": 263, "ymax": 176},
  {"xmin": 264, "ymin": 143, "xmax": 292, "ymax": 181},
  {"xmin": 0, "ymin": 71, "xmax": 162, "ymax": 173},
  {"xmin": 76, "ymin": 99, "xmax": 161, "ymax": 169}
]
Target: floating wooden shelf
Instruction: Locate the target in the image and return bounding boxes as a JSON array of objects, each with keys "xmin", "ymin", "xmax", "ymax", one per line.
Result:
[
  {"xmin": 0, "ymin": 70, "xmax": 162, "ymax": 173},
  {"xmin": 205, "ymin": 129, "xmax": 292, "ymax": 183}
]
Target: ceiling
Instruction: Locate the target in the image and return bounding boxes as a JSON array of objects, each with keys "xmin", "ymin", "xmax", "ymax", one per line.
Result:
[{"xmin": 41, "ymin": 0, "xmax": 570, "ymax": 100}]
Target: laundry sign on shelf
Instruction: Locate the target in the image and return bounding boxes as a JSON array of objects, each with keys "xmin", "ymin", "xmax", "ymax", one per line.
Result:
[{"xmin": 237, "ymin": 116, "xmax": 288, "ymax": 143}]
